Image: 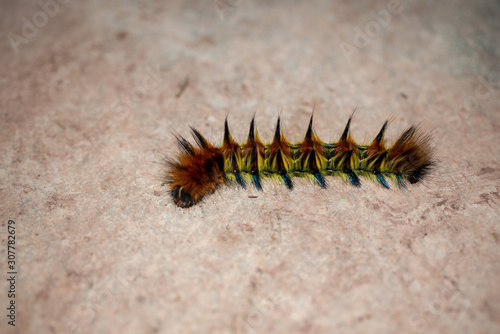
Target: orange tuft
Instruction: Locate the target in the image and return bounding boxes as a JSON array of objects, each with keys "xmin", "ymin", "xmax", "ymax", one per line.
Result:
[{"xmin": 166, "ymin": 129, "xmax": 224, "ymax": 208}]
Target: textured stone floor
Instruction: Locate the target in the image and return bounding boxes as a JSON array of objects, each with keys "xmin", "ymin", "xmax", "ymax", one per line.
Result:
[{"xmin": 0, "ymin": 0, "xmax": 499, "ymax": 333}]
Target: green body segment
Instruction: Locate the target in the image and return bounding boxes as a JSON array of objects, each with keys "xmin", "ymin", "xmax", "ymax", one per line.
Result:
[{"xmin": 226, "ymin": 144, "xmax": 389, "ymax": 178}]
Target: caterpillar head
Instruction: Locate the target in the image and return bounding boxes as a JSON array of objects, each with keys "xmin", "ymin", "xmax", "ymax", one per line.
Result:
[{"xmin": 166, "ymin": 129, "xmax": 225, "ymax": 208}]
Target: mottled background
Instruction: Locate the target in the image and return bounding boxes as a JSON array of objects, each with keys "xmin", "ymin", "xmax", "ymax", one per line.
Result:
[{"xmin": 0, "ymin": 0, "xmax": 499, "ymax": 333}]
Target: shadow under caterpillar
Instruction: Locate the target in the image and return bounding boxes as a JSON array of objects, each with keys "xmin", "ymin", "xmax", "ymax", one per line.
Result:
[{"xmin": 163, "ymin": 114, "xmax": 434, "ymax": 208}]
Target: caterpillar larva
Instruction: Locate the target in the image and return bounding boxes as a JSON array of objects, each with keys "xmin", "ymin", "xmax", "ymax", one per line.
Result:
[{"xmin": 164, "ymin": 114, "xmax": 434, "ymax": 208}]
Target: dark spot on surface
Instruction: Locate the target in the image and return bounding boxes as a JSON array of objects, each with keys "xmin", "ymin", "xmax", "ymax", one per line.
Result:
[
  {"xmin": 492, "ymin": 232, "xmax": 499, "ymax": 243},
  {"xmin": 478, "ymin": 167, "xmax": 496, "ymax": 175},
  {"xmin": 477, "ymin": 192, "xmax": 500, "ymax": 206},
  {"xmin": 217, "ymin": 228, "xmax": 242, "ymax": 244},
  {"xmin": 400, "ymin": 92, "xmax": 408, "ymax": 99},
  {"xmin": 66, "ymin": 271, "xmax": 79, "ymax": 277},
  {"xmin": 175, "ymin": 77, "xmax": 190, "ymax": 98},
  {"xmin": 437, "ymin": 199, "xmax": 447, "ymax": 206},
  {"xmin": 46, "ymin": 200, "xmax": 57, "ymax": 211},
  {"xmin": 44, "ymin": 193, "xmax": 74, "ymax": 211},
  {"xmin": 36, "ymin": 289, "xmax": 49, "ymax": 301},
  {"xmin": 153, "ymin": 191, "xmax": 161, "ymax": 196},
  {"xmin": 356, "ymin": 314, "xmax": 373, "ymax": 322},
  {"xmin": 116, "ymin": 31, "xmax": 128, "ymax": 40},
  {"xmin": 126, "ymin": 63, "xmax": 136, "ymax": 73}
]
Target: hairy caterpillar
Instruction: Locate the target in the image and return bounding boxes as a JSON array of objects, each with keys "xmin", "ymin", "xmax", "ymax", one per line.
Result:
[{"xmin": 164, "ymin": 114, "xmax": 434, "ymax": 208}]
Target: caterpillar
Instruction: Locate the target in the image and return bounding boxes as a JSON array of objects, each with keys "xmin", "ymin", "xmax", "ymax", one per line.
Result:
[{"xmin": 164, "ymin": 114, "xmax": 434, "ymax": 208}]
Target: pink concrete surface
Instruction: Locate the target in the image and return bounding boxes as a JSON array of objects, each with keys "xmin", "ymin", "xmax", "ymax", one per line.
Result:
[{"xmin": 1, "ymin": 0, "xmax": 499, "ymax": 333}]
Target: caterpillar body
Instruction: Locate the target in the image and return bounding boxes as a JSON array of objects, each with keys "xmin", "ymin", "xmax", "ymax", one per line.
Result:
[{"xmin": 164, "ymin": 115, "xmax": 434, "ymax": 208}]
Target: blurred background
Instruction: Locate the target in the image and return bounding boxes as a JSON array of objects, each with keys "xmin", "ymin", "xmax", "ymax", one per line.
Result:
[{"xmin": 1, "ymin": 1, "xmax": 499, "ymax": 333}]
